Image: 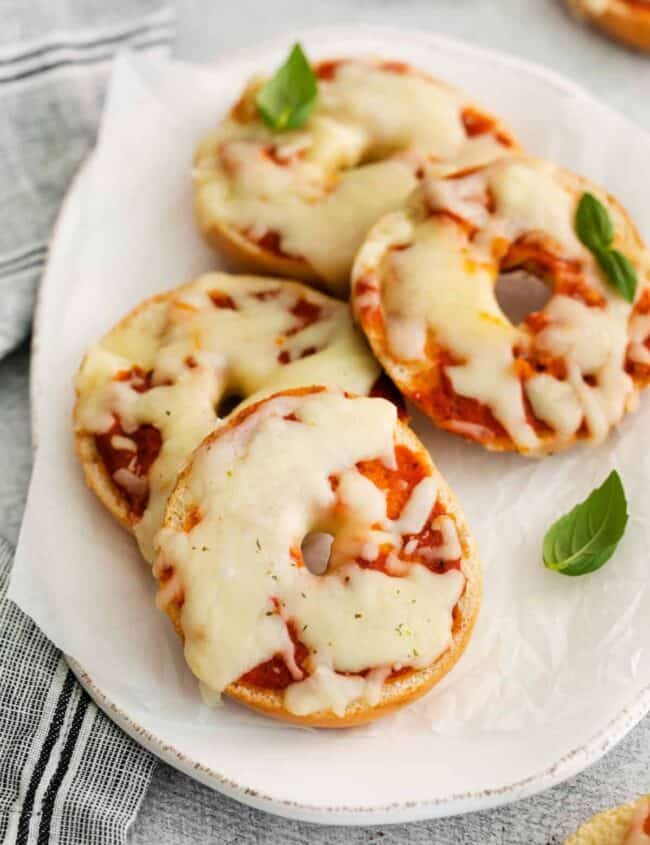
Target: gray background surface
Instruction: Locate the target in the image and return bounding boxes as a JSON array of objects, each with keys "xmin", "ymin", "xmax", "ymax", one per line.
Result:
[{"xmin": 3, "ymin": 0, "xmax": 649, "ymax": 841}]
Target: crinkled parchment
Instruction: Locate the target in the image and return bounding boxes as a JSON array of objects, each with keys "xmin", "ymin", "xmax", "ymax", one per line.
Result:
[{"xmin": 9, "ymin": 47, "xmax": 650, "ymax": 747}]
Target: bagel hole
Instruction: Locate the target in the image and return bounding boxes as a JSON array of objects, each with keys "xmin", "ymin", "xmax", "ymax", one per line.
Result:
[
  {"xmin": 495, "ymin": 270, "xmax": 552, "ymax": 326},
  {"xmin": 216, "ymin": 392, "xmax": 244, "ymax": 419},
  {"xmin": 301, "ymin": 532, "xmax": 334, "ymax": 575}
]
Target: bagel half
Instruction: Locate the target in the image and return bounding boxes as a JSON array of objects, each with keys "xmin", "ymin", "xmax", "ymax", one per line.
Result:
[
  {"xmin": 155, "ymin": 386, "xmax": 482, "ymax": 727},
  {"xmin": 194, "ymin": 57, "xmax": 519, "ymax": 298},
  {"xmin": 352, "ymin": 155, "xmax": 650, "ymax": 456},
  {"xmin": 565, "ymin": 795, "xmax": 650, "ymax": 844},
  {"xmin": 567, "ymin": 1, "xmax": 650, "ymax": 52},
  {"xmin": 74, "ymin": 274, "xmax": 381, "ymax": 562}
]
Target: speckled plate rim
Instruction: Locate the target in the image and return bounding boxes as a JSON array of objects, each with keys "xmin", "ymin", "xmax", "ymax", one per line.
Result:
[{"xmin": 29, "ymin": 25, "xmax": 650, "ymax": 825}]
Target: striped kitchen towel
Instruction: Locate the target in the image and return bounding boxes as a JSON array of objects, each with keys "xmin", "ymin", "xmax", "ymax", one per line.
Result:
[
  {"xmin": 0, "ymin": 536, "xmax": 157, "ymax": 843},
  {"xmin": 0, "ymin": 0, "xmax": 175, "ymax": 360},
  {"xmin": 0, "ymin": 538, "xmax": 156, "ymax": 844},
  {"xmin": 0, "ymin": 3, "xmax": 175, "ymax": 842}
]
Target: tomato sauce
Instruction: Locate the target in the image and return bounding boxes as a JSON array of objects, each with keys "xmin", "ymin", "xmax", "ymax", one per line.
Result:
[
  {"xmin": 355, "ymin": 544, "xmax": 392, "ymax": 574},
  {"xmin": 315, "ymin": 59, "xmax": 344, "ymax": 81},
  {"xmin": 239, "ymin": 621, "xmax": 310, "ymax": 690},
  {"xmin": 404, "ymin": 520, "xmax": 462, "ymax": 574},
  {"xmin": 379, "ymin": 60, "xmax": 410, "ymax": 75},
  {"xmin": 95, "ymin": 418, "xmax": 162, "ymax": 517},
  {"xmin": 412, "ymin": 347, "xmax": 508, "ymax": 442},
  {"xmin": 461, "ymin": 107, "xmax": 496, "ymax": 138},
  {"xmin": 286, "ymin": 297, "xmax": 322, "ymax": 336},
  {"xmin": 357, "ymin": 444, "xmax": 427, "ymax": 520},
  {"xmin": 461, "ymin": 109, "xmax": 514, "ymax": 149},
  {"xmin": 353, "ymin": 278, "xmax": 378, "ymax": 308},
  {"xmin": 253, "ymin": 287, "xmax": 282, "ymax": 302},
  {"xmin": 115, "ymin": 365, "xmax": 154, "ymax": 393},
  {"xmin": 501, "ymin": 235, "xmax": 605, "ymax": 308},
  {"xmin": 495, "ymin": 131, "xmax": 515, "ymax": 149},
  {"xmin": 626, "ymin": 290, "xmax": 650, "ymax": 380},
  {"xmin": 355, "ymin": 451, "xmax": 461, "ymax": 574},
  {"xmin": 209, "ymin": 291, "xmax": 237, "ymax": 310},
  {"xmin": 277, "ymin": 344, "xmax": 319, "ymax": 365},
  {"xmin": 635, "ymin": 288, "xmax": 650, "ymax": 316},
  {"xmin": 183, "ymin": 506, "xmax": 202, "ymax": 532},
  {"xmin": 622, "ymin": 0, "xmax": 650, "ymax": 9},
  {"xmin": 246, "ymin": 228, "xmax": 294, "ymax": 259},
  {"xmin": 523, "ymin": 311, "xmax": 550, "ymax": 334}
]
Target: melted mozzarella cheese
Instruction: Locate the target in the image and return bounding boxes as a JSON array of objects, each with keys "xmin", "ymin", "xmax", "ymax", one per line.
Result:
[
  {"xmin": 488, "ymin": 160, "xmax": 582, "ymax": 253},
  {"xmin": 319, "ymin": 62, "xmax": 467, "ymax": 155},
  {"xmin": 355, "ymin": 157, "xmax": 647, "ymax": 452},
  {"xmin": 431, "ymin": 515, "xmax": 463, "ymax": 560},
  {"xmin": 524, "ymin": 373, "xmax": 582, "ymax": 438},
  {"xmin": 75, "ymin": 275, "xmax": 380, "ymax": 561},
  {"xmin": 628, "ymin": 312, "xmax": 650, "ymax": 366},
  {"xmin": 391, "ymin": 477, "xmax": 439, "ymax": 535},
  {"xmin": 195, "ymin": 60, "xmax": 512, "ymax": 294},
  {"xmin": 383, "ymin": 220, "xmax": 539, "ymax": 450},
  {"xmin": 284, "ymin": 667, "xmax": 367, "ymax": 718},
  {"xmin": 155, "ymin": 391, "xmax": 465, "ymax": 717}
]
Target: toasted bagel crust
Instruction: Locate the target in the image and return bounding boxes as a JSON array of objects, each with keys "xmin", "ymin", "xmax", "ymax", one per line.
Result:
[
  {"xmin": 568, "ymin": 0, "xmax": 650, "ymax": 51},
  {"xmin": 74, "ymin": 275, "xmax": 380, "ymax": 561},
  {"xmin": 352, "ymin": 157, "xmax": 650, "ymax": 455},
  {"xmin": 74, "ymin": 290, "xmax": 171, "ymax": 532},
  {"xmin": 194, "ymin": 57, "xmax": 519, "ymax": 297},
  {"xmin": 565, "ymin": 795, "xmax": 650, "ymax": 845},
  {"xmin": 158, "ymin": 387, "xmax": 482, "ymax": 728},
  {"xmin": 193, "ymin": 204, "xmax": 323, "ymax": 287}
]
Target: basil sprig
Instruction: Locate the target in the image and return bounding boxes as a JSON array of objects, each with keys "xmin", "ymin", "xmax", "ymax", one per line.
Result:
[
  {"xmin": 543, "ymin": 470, "xmax": 628, "ymax": 576},
  {"xmin": 255, "ymin": 43, "xmax": 317, "ymax": 132},
  {"xmin": 575, "ymin": 193, "xmax": 637, "ymax": 302},
  {"xmin": 594, "ymin": 249, "xmax": 637, "ymax": 303}
]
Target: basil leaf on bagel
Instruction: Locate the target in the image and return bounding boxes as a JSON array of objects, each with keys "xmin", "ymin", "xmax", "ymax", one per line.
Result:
[
  {"xmin": 594, "ymin": 247, "xmax": 638, "ymax": 303},
  {"xmin": 575, "ymin": 192, "xmax": 638, "ymax": 302},
  {"xmin": 543, "ymin": 470, "xmax": 628, "ymax": 576},
  {"xmin": 256, "ymin": 43, "xmax": 317, "ymax": 131},
  {"xmin": 575, "ymin": 192, "xmax": 614, "ymax": 252}
]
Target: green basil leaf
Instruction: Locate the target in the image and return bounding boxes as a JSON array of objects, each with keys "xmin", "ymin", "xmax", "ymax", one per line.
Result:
[
  {"xmin": 543, "ymin": 470, "xmax": 628, "ymax": 576},
  {"xmin": 595, "ymin": 247, "xmax": 638, "ymax": 303},
  {"xmin": 574, "ymin": 192, "xmax": 638, "ymax": 303},
  {"xmin": 575, "ymin": 192, "xmax": 614, "ymax": 253},
  {"xmin": 255, "ymin": 43, "xmax": 317, "ymax": 132}
]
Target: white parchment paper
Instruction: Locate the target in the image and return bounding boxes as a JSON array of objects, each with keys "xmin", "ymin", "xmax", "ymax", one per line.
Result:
[{"xmin": 10, "ymin": 41, "xmax": 650, "ymax": 749}]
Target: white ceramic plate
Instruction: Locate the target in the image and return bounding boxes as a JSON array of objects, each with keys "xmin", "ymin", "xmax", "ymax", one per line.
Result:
[{"xmin": 28, "ymin": 26, "xmax": 650, "ymax": 825}]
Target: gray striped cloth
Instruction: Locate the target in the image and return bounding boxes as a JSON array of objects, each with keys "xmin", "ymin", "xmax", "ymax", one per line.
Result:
[
  {"xmin": 0, "ymin": 3, "xmax": 175, "ymax": 842},
  {"xmin": 0, "ymin": 0, "xmax": 175, "ymax": 359}
]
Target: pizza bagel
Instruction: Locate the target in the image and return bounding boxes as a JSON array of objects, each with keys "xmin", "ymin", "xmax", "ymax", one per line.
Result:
[
  {"xmin": 567, "ymin": 0, "xmax": 650, "ymax": 52},
  {"xmin": 565, "ymin": 795, "xmax": 650, "ymax": 845},
  {"xmin": 74, "ymin": 274, "xmax": 382, "ymax": 562},
  {"xmin": 193, "ymin": 57, "xmax": 519, "ymax": 297},
  {"xmin": 154, "ymin": 386, "xmax": 481, "ymax": 727},
  {"xmin": 352, "ymin": 156, "xmax": 650, "ymax": 455}
]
